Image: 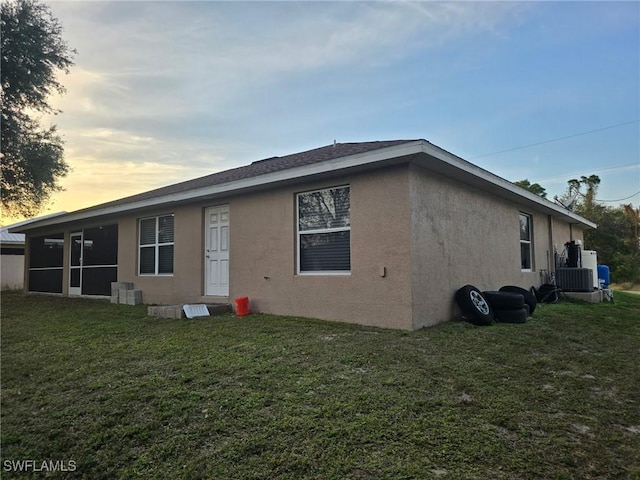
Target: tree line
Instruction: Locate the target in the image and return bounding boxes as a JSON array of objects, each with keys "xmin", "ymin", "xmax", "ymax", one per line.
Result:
[{"xmin": 517, "ymin": 175, "xmax": 640, "ymax": 285}]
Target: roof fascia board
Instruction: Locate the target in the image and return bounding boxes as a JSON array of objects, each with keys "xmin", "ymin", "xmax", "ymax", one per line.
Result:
[
  {"xmin": 418, "ymin": 141, "xmax": 597, "ymax": 229},
  {"xmin": 13, "ymin": 141, "xmax": 426, "ymax": 232},
  {"xmin": 13, "ymin": 139, "xmax": 595, "ymax": 232}
]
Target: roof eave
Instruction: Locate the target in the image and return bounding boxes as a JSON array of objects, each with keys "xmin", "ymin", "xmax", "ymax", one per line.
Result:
[
  {"xmin": 414, "ymin": 141, "xmax": 597, "ymax": 229},
  {"xmin": 12, "ymin": 141, "xmax": 426, "ymax": 233},
  {"xmin": 12, "ymin": 139, "xmax": 596, "ymax": 232}
]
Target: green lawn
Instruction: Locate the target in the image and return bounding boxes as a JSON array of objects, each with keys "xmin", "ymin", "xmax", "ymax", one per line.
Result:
[{"xmin": 1, "ymin": 292, "xmax": 639, "ymax": 479}]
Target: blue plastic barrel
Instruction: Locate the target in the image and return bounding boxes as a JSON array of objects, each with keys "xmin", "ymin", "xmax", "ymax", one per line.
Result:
[{"xmin": 597, "ymin": 265, "xmax": 610, "ymax": 288}]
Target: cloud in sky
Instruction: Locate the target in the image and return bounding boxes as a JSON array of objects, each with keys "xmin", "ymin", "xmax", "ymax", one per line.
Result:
[{"xmin": 6, "ymin": 1, "xmax": 638, "ymax": 223}]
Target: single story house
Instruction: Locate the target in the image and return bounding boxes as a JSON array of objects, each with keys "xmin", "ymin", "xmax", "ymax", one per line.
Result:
[{"xmin": 11, "ymin": 139, "xmax": 595, "ymax": 329}]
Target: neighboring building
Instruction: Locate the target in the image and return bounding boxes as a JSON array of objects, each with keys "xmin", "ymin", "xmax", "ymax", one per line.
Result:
[
  {"xmin": 10, "ymin": 140, "xmax": 595, "ymax": 329},
  {"xmin": 1, "ymin": 213, "xmax": 66, "ymax": 291},
  {"xmin": 1, "ymin": 225, "xmax": 25, "ymax": 291}
]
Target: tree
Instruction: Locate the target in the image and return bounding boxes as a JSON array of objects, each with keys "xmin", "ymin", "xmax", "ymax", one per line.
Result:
[
  {"xmin": 550, "ymin": 175, "xmax": 638, "ymax": 283},
  {"xmin": 554, "ymin": 175, "xmax": 601, "ymax": 214},
  {"xmin": 1, "ymin": 0, "xmax": 75, "ymax": 218},
  {"xmin": 514, "ymin": 179, "xmax": 547, "ymax": 198},
  {"xmin": 566, "ymin": 175, "xmax": 639, "ymax": 284},
  {"xmin": 578, "ymin": 202, "xmax": 640, "ymax": 284}
]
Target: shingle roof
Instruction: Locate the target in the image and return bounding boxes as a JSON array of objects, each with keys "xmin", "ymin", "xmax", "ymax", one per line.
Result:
[
  {"xmin": 8, "ymin": 139, "xmax": 598, "ymax": 232},
  {"xmin": 73, "ymin": 140, "xmax": 416, "ymax": 214}
]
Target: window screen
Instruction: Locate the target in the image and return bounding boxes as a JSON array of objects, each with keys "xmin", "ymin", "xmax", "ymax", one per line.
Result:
[
  {"xmin": 139, "ymin": 215, "xmax": 174, "ymax": 275},
  {"xmin": 297, "ymin": 186, "xmax": 350, "ymax": 273},
  {"xmin": 520, "ymin": 213, "xmax": 533, "ymax": 270}
]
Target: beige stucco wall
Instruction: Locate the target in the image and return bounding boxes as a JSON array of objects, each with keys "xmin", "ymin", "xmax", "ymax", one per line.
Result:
[
  {"xmin": 408, "ymin": 165, "xmax": 585, "ymax": 329},
  {"xmin": 19, "ymin": 162, "xmax": 589, "ymax": 331},
  {"xmin": 229, "ymin": 166, "xmax": 414, "ymax": 329},
  {"xmin": 118, "ymin": 204, "xmax": 207, "ymax": 305},
  {"xmin": 116, "ymin": 166, "xmax": 414, "ymax": 329},
  {"xmin": 1, "ymin": 253, "xmax": 24, "ymax": 290}
]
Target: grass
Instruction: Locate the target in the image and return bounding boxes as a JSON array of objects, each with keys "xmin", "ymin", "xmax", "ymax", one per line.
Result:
[{"xmin": 1, "ymin": 292, "xmax": 639, "ymax": 479}]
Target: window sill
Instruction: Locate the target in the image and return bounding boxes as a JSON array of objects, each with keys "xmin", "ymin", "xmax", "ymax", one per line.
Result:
[{"xmin": 297, "ymin": 271, "xmax": 351, "ymax": 276}]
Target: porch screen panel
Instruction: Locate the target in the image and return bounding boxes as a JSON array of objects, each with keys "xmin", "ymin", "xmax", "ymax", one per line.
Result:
[
  {"xmin": 29, "ymin": 234, "xmax": 64, "ymax": 268},
  {"xmin": 83, "ymin": 225, "xmax": 118, "ymax": 266},
  {"xmin": 28, "ymin": 233, "xmax": 64, "ymax": 293},
  {"xmin": 81, "ymin": 224, "xmax": 118, "ymax": 295},
  {"xmin": 29, "ymin": 269, "xmax": 64, "ymax": 293},
  {"xmin": 82, "ymin": 267, "xmax": 117, "ymax": 295}
]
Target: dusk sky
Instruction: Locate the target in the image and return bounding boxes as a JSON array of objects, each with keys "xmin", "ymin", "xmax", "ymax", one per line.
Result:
[{"xmin": 7, "ymin": 1, "xmax": 640, "ymax": 224}]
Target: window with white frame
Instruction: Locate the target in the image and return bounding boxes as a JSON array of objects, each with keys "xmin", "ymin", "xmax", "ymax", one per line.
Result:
[
  {"xmin": 297, "ymin": 185, "xmax": 350, "ymax": 274},
  {"xmin": 519, "ymin": 213, "xmax": 533, "ymax": 271},
  {"xmin": 139, "ymin": 215, "xmax": 174, "ymax": 275}
]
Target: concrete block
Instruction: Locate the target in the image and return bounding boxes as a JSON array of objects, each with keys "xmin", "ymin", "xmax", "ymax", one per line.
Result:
[
  {"xmin": 564, "ymin": 290, "xmax": 603, "ymax": 303},
  {"xmin": 110, "ymin": 293, "xmax": 119, "ymax": 304},
  {"xmin": 111, "ymin": 282, "xmax": 133, "ymax": 296},
  {"xmin": 124, "ymin": 289, "xmax": 142, "ymax": 305}
]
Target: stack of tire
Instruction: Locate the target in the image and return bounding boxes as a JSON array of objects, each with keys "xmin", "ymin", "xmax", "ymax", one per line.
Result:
[{"xmin": 455, "ymin": 284, "xmax": 537, "ymax": 326}]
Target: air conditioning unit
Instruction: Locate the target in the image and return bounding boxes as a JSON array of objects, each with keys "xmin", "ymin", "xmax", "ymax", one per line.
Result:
[{"xmin": 556, "ymin": 268, "xmax": 593, "ymax": 292}]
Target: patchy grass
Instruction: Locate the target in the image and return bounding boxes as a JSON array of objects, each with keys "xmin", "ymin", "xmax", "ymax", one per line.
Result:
[
  {"xmin": 612, "ymin": 283, "xmax": 640, "ymax": 293},
  {"xmin": 1, "ymin": 292, "xmax": 639, "ymax": 479}
]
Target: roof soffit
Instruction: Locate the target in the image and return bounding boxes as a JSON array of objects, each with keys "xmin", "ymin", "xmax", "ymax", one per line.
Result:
[{"xmin": 12, "ymin": 139, "xmax": 595, "ymax": 232}]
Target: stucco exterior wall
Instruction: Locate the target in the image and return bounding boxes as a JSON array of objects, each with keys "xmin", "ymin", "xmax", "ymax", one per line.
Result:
[
  {"xmin": 118, "ymin": 204, "xmax": 207, "ymax": 305},
  {"xmin": 18, "ymin": 161, "xmax": 590, "ymax": 331},
  {"xmin": 115, "ymin": 166, "xmax": 414, "ymax": 329},
  {"xmin": 229, "ymin": 166, "xmax": 414, "ymax": 329},
  {"xmin": 409, "ymin": 166, "xmax": 519, "ymax": 328},
  {"xmin": 408, "ymin": 165, "xmax": 585, "ymax": 329},
  {"xmin": 1, "ymin": 254, "xmax": 24, "ymax": 290}
]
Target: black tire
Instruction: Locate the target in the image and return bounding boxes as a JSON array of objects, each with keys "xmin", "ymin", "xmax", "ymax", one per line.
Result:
[
  {"xmin": 455, "ymin": 285, "xmax": 494, "ymax": 326},
  {"xmin": 537, "ymin": 284, "xmax": 559, "ymax": 304},
  {"xmin": 499, "ymin": 285, "xmax": 537, "ymax": 315},
  {"xmin": 482, "ymin": 291, "xmax": 525, "ymax": 310},
  {"xmin": 494, "ymin": 308, "xmax": 528, "ymax": 324}
]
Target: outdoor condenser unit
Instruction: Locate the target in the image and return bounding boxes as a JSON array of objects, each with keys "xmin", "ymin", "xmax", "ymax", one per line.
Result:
[{"xmin": 556, "ymin": 268, "xmax": 594, "ymax": 292}]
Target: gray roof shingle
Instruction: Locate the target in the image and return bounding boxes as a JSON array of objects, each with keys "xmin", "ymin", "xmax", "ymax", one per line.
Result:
[{"xmin": 75, "ymin": 140, "xmax": 416, "ymax": 213}]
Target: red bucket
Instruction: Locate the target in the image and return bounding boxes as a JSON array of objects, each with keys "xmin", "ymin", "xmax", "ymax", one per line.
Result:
[{"xmin": 235, "ymin": 296, "xmax": 250, "ymax": 316}]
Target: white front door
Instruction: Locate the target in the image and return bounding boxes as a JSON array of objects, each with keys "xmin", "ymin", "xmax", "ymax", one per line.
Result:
[{"xmin": 204, "ymin": 205, "xmax": 230, "ymax": 296}]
